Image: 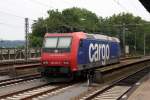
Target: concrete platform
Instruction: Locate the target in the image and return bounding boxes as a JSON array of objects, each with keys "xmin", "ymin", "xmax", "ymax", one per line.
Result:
[
  {"xmin": 128, "ymin": 73, "xmax": 150, "ymax": 100},
  {"xmin": 98, "ymin": 56, "xmax": 150, "ymax": 72}
]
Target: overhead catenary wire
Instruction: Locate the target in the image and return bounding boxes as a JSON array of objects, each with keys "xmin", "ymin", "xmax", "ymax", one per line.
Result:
[
  {"xmin": 0, "ymin": 9, "xmax": 35, "ymax": 31},
  {"xmin": 27, "ymin": 0, "xmax": 55, "ymax": 9},
  {"xmin": 0, "ymin": 21, "xmax": 24, "ymax": 28},
  {"xmin": 130, "ymin": 0, "xmax": 150, "ymax": 21},
  {"xmin": 62, "ymin": 0, "xmax": 74, "ymax": 6},
  {"xmin": 0, "ymin": 10, "xmax": 35, "ymax": 21},
  {"xmin": 113, "ymin": 0, "xmax": 130, "ymax": 13},
  {"xmin": 0, "ymin": 10, "xmax": 24, "ymax": 19}
]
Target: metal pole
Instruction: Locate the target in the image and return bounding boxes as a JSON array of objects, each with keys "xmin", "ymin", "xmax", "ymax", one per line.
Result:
[
  {"xmin": 45, "ymin": 23, "xmax": 48, "ymax": 33},
  {"xmin": 122, "ymin": 23, "xmax": 126, "ymax": 56},
  {"xmin": 135, "ymin": 26, "xmax": 137, "ymax": 55},
  {"xmin": 25, "ymin": 18, "xmax": 29, "ymax": 61},
  {"xmin": 144, "ymin": 33, "xmax": 146, "ymax": 56}
]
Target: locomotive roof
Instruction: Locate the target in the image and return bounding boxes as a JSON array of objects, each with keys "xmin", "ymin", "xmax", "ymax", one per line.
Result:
[
  {"xmin": 86, "ymin": 34, "xmax": 120, "ymax": 43},
  {"xmin": 45, "ymin": 32, "xmax": 120, "ymax": 43}
]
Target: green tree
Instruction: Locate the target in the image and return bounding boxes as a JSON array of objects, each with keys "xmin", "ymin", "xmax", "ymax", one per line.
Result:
[
  {"xmin": 100, "ymin": 13, "xmax": 150, "ymax": 55},
  {"xmin": 30, "ymin": 7, "xmax": 101, "ymax": 47},
  {"xmin": 30, "ymin": 8, "xmax": 150, "ymax": 56},
  {"xmin": 62, "ymin": 7, "xmax": 101, "ymax": 32}
]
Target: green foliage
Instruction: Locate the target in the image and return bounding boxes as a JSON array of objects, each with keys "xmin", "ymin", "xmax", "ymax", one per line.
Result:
[
  {"xmin": 32, "ymin": 18, "xmax": 46, "ymax": 37},
  {"xmin": 30, "ymin": 7, "xmax": 150, "ymax": 55},
  {"xmin": 100, "ymin": 13, "xmax": 150, "ymax": 55},
  {"xmin": 30, "ymin": 7, "xmax": 101, "ymax": 47},
  {"xmin": 62, "ymin": 7, "xmax": 101, "ymax": 32},
  {"xmin": 29, "ymin": 34, "xmax": 43, "ymax": 47}
]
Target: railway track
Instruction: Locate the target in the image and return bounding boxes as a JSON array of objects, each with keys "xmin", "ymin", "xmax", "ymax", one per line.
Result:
[
  {"xmin": 0, "ymin": 81, "xmax": 79, "ymax": 100},
  {"xmin": 0, "ymin": 62, "xmax": 41, "ymax": 76},
  {"xmin": 0, "ymin": 69, "xmax": 81, "ymax": 100},
  {"xmin": 80, "ymin": 66, "xmax": 150, "ymax": 100},
  {"xmin": 0, "ymin": 58, "xmax": 40, "ymax": 65},
  {"xmin": 0, "ymin": 63, "xmax": 40, "ymax": 70},
  {"xmin": 0, "ymin": 57, "xmax": 148, "ymax": 100},
  {"xmin": 0, "ymin": 74, "xmax": 41, "ymax": 88},
  {"xmin": 0, "ymin": 56, "xmax": 139, "ymax": 75},
  {"xmin": 120, "ymin": 56, "xmax": 141, "ymax": 61}
]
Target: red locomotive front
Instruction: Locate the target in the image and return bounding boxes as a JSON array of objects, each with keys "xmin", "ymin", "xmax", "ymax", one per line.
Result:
[{"xmin": 40, "ymin": 32, "xmax": 86, "ymax": 78}]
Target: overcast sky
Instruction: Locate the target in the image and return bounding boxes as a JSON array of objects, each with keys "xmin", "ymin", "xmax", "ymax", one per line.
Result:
[{"xmin": 0, "ymin": 0, "xmax": 150, "ymax": 40}]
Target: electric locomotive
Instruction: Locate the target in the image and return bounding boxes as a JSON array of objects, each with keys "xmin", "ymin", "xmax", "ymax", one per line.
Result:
[{"xmin": 40, "ymin": 32, "xmax": 120, "ymax": 81}]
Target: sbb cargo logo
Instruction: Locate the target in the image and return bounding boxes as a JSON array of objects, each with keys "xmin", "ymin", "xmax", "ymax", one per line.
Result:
[{"xmin": 89, "ymin": 43, "xmax": 110, "ymax": 65}]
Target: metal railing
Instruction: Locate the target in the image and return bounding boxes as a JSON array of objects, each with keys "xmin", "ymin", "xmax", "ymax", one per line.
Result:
[{"xmin": 0, "ymin": 48, "xmax": 41, "ymax": 61}]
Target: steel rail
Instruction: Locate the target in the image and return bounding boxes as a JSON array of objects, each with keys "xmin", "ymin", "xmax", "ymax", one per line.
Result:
[
  {"xmin": 0, "ymin": 74, "xmax": 41, "ymax": 87},
  {"xmin": 82, "ymin": 66, "xmax": 150, "ymax": 100}
]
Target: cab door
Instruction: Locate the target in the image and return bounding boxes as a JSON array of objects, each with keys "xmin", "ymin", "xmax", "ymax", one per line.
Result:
[{"xmin": 77, "ymin": 39, "xmax": 86, "ymax": 64}]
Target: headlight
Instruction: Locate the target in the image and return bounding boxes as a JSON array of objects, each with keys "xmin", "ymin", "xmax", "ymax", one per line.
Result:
[
  {"xmin": 43, "ymin": 61, "xmax": 48, "ymax": 64},
  {"xmin": 64, "ymin": 61, "xmax": 69, "ymax": 64}
]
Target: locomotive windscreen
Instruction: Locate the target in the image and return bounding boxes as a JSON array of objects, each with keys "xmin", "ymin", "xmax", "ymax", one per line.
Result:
[
  {"xmin": 43, "ymin": 36, "xmax": 72, "ymax": 52},
  {"xmin": 44, "ymin": 37, "xmax": 58, "ymax": 48}
]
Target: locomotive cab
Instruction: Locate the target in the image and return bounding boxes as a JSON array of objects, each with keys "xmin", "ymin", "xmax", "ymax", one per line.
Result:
[
  {"xmin": 41, "ymin": 36, "xmax": 72, "ymax": 77},
  {"xmin": 40, "ymin": 32, "xmax": 86, "ymax": 80}
]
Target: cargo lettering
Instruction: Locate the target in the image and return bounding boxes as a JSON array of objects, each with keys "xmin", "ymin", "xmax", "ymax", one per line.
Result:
[{"xmin": 89, "ymin": 43, "xmax": 110, "ymax": 65}]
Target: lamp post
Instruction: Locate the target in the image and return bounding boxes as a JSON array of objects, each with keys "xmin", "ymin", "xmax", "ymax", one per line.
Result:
[
  {"xmin": 144, "ymin": 32, "xmax": 146, "ymax": 56},
  {"xmin": 122, "ymin": 23, "xmax": 128, "ymax": 56},
  {"xmin": 134, "ymin": 26, "xmax": 137, "ymax": 55}
]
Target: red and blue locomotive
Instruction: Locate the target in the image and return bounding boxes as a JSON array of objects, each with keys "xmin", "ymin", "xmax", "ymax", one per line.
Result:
[{"xmin": 40, "ymin": 32, "xmax": 120, "ymax": 80}]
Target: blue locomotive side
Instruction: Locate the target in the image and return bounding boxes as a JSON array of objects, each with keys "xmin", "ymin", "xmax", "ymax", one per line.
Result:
[{"xmin": 77, "ymin": 39, "xmax": 120, "ymax": 70}]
